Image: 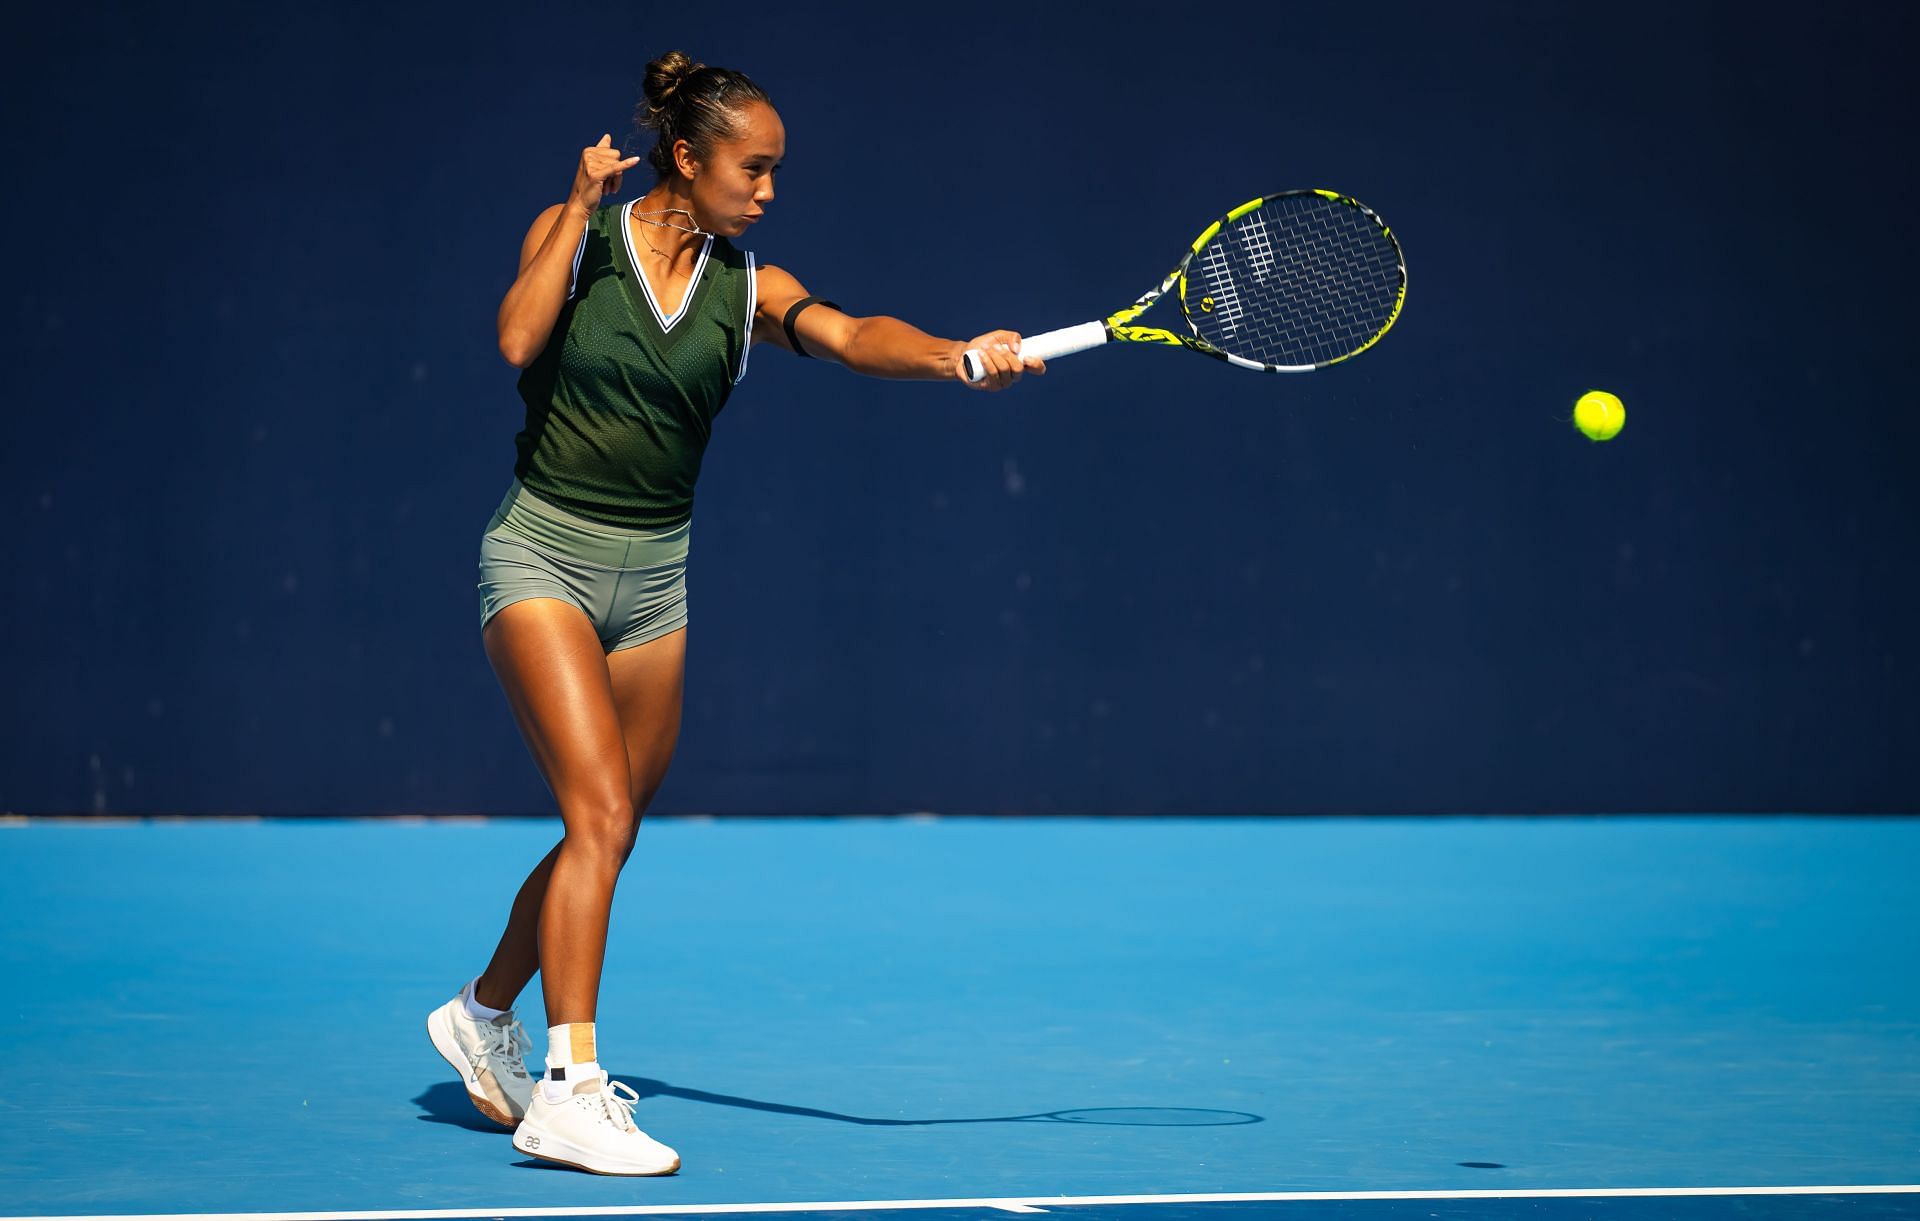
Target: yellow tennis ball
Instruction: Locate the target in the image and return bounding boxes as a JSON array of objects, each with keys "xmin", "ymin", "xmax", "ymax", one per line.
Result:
[{"xmin": 1573, "ymin": 390, "xmax": 1625, "ymax": 441}]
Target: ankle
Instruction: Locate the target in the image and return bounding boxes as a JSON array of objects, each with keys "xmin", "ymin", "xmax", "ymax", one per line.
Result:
[
  {"xmin": 462, "ymin": 976, "xmax": 513, "ymax": 1021},
  {"xmin": 543, "ymin": 1021, "xmax": 601, "ymax": 1099}
]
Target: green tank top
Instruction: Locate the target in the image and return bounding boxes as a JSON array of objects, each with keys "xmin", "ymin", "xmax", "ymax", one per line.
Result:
[{"xmin": 512, "ymin": 200, "xmax": 757, "ymax": 528}]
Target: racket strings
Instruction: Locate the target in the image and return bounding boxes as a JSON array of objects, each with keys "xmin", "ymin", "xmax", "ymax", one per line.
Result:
[{"xmin": 1185, "ymin": 195, "xmax": 1403, "ymax": 367}]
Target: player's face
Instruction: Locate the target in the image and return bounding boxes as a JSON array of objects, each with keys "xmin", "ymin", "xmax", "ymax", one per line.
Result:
[{"xmin": 689, "ymin": 102, "xmax": 784, "ymax": 238}]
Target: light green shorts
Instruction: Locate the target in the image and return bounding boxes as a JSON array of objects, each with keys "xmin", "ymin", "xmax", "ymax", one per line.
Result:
[{"xmin": 476, "ymin": 480, "xmax": 690, "ymax": 653}]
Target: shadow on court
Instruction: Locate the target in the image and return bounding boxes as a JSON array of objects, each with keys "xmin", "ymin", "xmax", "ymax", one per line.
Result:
[
  {"xmin": 412, "ymin": 1078, "xmax": 1264, "ymax": 1130},
  {"xmin": 414, "ymin": 1082, "xmax": 512, "ymax": 1133}
]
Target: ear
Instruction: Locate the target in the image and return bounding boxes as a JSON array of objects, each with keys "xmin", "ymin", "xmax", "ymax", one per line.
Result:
[{"xmin": 673, "ymin": 138, "xmax": 699, "ymax": 182}]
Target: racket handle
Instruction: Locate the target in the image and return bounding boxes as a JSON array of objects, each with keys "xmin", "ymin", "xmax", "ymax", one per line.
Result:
[{"xmin": 961, "ymin": 321, "xmax": 1108, "ymax": 383}]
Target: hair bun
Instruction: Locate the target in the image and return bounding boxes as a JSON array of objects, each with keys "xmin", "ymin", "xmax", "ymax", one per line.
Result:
[
  {"xmin": 630, "ymin": 55, "xmax": 769, "ymax": 179},
  {"xmin": 641, "ymin": 50, "xmax": 704, "ymax": 124}
]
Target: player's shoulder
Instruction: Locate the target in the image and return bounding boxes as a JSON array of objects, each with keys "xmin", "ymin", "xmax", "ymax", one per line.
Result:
[
  {"xmin": 526, "ymin": 200, "xmax": 581, "ymax": 234},
  {"xmin": 751, "ymin": 260, "xmax": 804, "ymax": 293},
  {"xmin": 519, "ymin": 201, "xmax": 608, "ymax": 263},
  {"xmin": 707, "ymin": 231, "xmax": 755, "ymax": 270}
]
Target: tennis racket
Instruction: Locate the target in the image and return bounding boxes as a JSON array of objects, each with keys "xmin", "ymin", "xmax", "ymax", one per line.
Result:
[{"xmin": 962, "ymin": 189, "xmax": 1406, "ymax": 381}]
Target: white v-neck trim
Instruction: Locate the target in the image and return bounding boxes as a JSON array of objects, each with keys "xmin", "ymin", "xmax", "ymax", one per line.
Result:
[{"xmin": 622, "ymin": 200, "xmax": 712, "ymax": 332}]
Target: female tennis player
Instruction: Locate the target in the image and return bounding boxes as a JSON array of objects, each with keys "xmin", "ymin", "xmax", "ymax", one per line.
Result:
[{"xmin": 425, "ymin": 52, "xmax": 1041, "ymax": 1177}]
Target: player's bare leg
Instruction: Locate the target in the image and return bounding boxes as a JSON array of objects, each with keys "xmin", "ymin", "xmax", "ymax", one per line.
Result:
[
  {"xmin": 468, "ymin": 621, "xmax": 686, "ymax": 1011},
  {"xmin": 478, "ymin": 601, "xmax": 684, "ymax": 1173}
]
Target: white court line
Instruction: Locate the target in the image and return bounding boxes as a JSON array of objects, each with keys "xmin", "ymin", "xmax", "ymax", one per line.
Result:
[{"xmin": 9, "ymin": 1184, "xmax": 1919, "ymax": 1221}]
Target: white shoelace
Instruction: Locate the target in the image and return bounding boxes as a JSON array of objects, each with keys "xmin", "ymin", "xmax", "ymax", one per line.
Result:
[
  {"xmin": 472, "ymin": 1018, "xmax": 533, "ymax": 1079},
  {"xmin": 589, "ymin": 1079, "xmax": 642, "ymax": 1132}
]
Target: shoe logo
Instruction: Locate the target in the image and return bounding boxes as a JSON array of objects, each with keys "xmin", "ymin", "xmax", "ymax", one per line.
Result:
[{"xmin": 524, "ymin": 1136, "xmax": 541, "ymax": 1149}]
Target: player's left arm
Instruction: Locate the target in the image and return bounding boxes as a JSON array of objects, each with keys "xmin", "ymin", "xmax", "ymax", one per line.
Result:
[{"xmin": 753, "ymin": 263, "xmax": 1042, "ymax": 392}]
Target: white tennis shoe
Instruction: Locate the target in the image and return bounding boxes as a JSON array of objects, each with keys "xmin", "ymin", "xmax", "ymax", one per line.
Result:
[
  {"xmin": 511, "ymin": 1076, "xmax": 681, "ymax": 1176},
  {"xmin": 426, "ymin": 994, "xmax": 535, "ymax": 1128}
]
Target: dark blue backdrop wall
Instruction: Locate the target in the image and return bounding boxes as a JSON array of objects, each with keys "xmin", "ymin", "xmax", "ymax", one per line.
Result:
[{"xmin": 5, "ymin": 2, "xmax": 1916, "ymax": 815}]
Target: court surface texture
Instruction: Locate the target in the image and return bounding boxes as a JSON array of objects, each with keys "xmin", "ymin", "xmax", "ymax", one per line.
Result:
[{"xmin": 1, "ymin": 816, "xmax": 1915, "ymax": 1220}]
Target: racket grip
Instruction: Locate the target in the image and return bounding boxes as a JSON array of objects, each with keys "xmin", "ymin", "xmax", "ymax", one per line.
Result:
[{"xmin": 961, "ymin": 321, "xmax": 1108, "ymax": 383}]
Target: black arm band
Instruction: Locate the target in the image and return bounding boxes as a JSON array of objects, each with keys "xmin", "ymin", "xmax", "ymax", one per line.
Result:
[{"xmin": 781, "ymin": 295, "xmax": 841, "ymax": 359}]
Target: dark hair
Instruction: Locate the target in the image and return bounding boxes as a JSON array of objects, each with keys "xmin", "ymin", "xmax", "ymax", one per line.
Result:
[{"xmin": 635, "ymin": 51, "xmax": 771, "ymax": 179}]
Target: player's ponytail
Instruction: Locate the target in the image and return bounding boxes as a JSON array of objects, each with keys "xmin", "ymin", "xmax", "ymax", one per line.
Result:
[{"xmin": 636, "ymin": 52, "xmax": 770, "ymax": 179}]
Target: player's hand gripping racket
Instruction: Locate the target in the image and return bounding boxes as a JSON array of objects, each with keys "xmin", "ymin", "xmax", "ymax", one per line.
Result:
[{"xmin": 962, "ymin": 189, "xmax": 1406, "ymax": 381}]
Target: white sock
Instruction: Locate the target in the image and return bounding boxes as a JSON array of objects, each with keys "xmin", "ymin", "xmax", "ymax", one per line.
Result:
[
  {"xmin": 461, "ymin": 978, "xmax": 509, "ymax": 1022},
  {"xmin": 543, "ymin": 1022, "xmax": 601, "ymax": 1101}
]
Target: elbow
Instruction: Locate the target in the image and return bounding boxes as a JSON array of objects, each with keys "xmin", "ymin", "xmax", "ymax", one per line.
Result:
[
  {"xmin": 498, "ymin": 332, "xmax": 540, "ymax": 370},
  {"xmin": 837, "ymin": 318, "xmax": 867, "ymax": 374}
]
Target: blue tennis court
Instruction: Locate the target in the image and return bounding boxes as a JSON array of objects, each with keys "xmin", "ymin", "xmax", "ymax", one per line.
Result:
[
  {"xmin": 9, "ymin": 0, "xmax": 1919, "ymax": 1218},
  {"xmin": 2, "ymin": 816, "xmax": 1914, "ymax": 1220}
]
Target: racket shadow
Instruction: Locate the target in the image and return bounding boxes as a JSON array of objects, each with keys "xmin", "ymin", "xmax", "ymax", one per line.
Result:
[{"xmin": 612, "ymin": 1075, "xmax": 1263, "ymax": 1127}]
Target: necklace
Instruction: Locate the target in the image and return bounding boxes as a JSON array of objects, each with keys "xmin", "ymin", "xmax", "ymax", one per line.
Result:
[
  {"xmin": 632, "ymin": 205, "xmax": 707, "ymax": 236},
  {"xmin": 631, "ymin": 206, "xmax": 708, "ymax": 279}
]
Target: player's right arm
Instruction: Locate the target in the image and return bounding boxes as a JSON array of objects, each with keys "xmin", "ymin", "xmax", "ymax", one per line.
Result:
[{"xmin": 497, "ymin": 136, "xmax": 640, "ymax": 368}]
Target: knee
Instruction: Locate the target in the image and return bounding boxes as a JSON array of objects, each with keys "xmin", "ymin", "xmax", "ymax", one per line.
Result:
[
  {"xmin": 631, "ymin": 750, "xmax": 676, "ymax": 823},
  {"xmin": 632, "ymin": 779, "xmax": 665, "ymax": 822},
  {"xmin": 562, "ymin": 797, "xmax": 639, "ymax": 869}
]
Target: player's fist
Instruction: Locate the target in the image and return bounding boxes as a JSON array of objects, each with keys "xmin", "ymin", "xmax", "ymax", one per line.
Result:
[
  {"xmin": 957, "ymin": 330, "xmax": 1045, "ymax": 391},
  {"xmin": 570, "ymin": 134, "xmax": 642, "ymax": 212}
]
